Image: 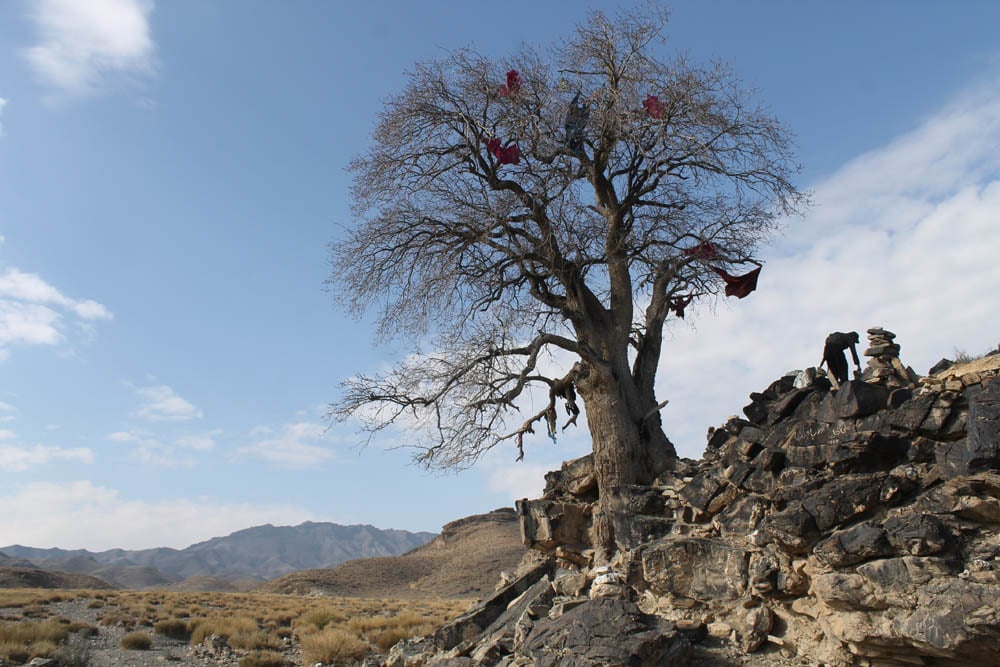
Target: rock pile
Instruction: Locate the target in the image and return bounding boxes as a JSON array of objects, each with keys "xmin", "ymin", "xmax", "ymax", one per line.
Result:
[
  {"xmin": 370, "ymin": 344, "xmax": 1000, "ymax": 666},
  {"xmin": 862, "ymin": 327, "xmax": 917, "ymax": 389}
]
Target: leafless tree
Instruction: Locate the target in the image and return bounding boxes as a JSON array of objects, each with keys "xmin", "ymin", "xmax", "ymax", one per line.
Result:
[{"xmin": 329, "ymin": 7, "xmax": 805, "ymax": 560}]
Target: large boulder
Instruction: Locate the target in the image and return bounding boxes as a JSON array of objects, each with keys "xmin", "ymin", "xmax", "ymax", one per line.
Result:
[{"xmin": 521, "ymin": 597, "xmax": 690, "ymax": 666}]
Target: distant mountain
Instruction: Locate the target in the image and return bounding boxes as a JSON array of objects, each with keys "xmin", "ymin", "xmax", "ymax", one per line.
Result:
[
  {"xmin": 261, "ymin": 508, "xmax": 527, "ymax": 599},
  {"xmin": 0, "ymin": 550, "xmax": 36, "ymax": 569},
  {"xmin": 2, "ymin": 521, "xmax": 436, "ymax": 587}
]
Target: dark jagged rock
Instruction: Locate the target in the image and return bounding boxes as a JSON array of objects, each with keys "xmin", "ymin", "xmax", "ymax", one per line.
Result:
[
  {"xmin": 522, "ymin": 597, "xmax": 690, "ymax": 666},
  {"xmin": 929, "ymin": 357, "xmax": 955, "ymax": 374},
  {"xmin": 417, "ymin": 361, "xmax": 1000, "ymax": 667},
  {"xmin": 640, "ymin": 537, "xmax": 748, "ymax": 601},
  {"xmin": 833, "ymin": 380, "xmax": 888, "ymax": 418},
  {"xmin": 433, "ymin": 559, "xmax": 553, "ymax": 650}
]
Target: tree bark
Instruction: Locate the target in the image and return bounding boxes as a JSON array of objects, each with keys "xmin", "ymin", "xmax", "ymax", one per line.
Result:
[{"xmin": 576, "ymin": 363, "xmax": 675, "ymax": 563}]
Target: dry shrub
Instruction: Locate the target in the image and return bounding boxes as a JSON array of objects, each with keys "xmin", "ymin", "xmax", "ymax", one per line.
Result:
[
  {"xmin": 121, "ymin": 630, "xmax": 153, "ymax": 650},
  {"xmin": 295, "ymin": 606, "xmax": 346, "ymax": 632},
  {"xmin": 86, "ymin": 599, "xmax": 105, "ymax": 609},
  {"xmin": 66, "ymin": 620, "xmax": 98, "ymax": 636},
  {"xmin": 228, "ymin": 629, "xmax": 281, "ymax": 651},
  {"xmin": 0, "ymin": 640, "xmax": 29, "ymax": 664},
  {"xmin": 190, "ymin": 616, "xmax": 255, "ymax": 644},
  {"xmin": 301, "ymin": 627, "xmax": 369, "ymax": 665},
  {"xmin": 99, "ymin": 611, "xmax": 135, "ymax": 628},
  {"xmin": 238, "ymin": 650, "xmax": 289, "ymax": 667},
  {"xmin": 189, "ymin": 616, "xmax": 279, "ymax": 651},
  {"xmin": 28, "ymin": 639, "xmax": 59, "ymax": 660},
  {"xmin": 0, "ymin": 590, "xmax": 49, "ymax": 608},
  {"xmin": 154, "ymin": 618, "xmax": 190, "ymax": 640},
  {"xmin": 20, "ymin": 604, "xmax": 48, "ymax": 618},
  {"xmin": 371, "ymin": 624, "xmax": 436, "ymax": 651},
  {"xmin": 0, "ymin": 618, "xmax": 70, "ymax": 644}
]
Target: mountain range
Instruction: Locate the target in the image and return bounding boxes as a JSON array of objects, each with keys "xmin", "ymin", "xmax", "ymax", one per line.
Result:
[{"xmin": 1, "ymin": 521, "xmax": 436, "ymax": 588}]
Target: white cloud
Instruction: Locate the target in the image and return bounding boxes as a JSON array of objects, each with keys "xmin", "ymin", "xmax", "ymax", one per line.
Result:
[
  {"xmin": 238, "ymin": 421, "xmax": 337, "ymax": 467},
  {"xmin": 0, "ymin": 444, "xmax": 94, "ymax": 472},
  {"xmin": 0, "ymin": 301, "xmax": 62, "ymax": 346},
  {"xmin": 486, "ymin": 461, "xmax": 552, "ymax": 502},
  {"xmin": 0, "ymin": 429, "xmax": 16, "ymax": 440},
  {"xmin": 176, "ymin": 429, "xmax": 222, "ymax": 451},
  {"xmin": 655, "ymin": 75, "xmax": 1000, "ymax": 459},
  {"xmin": 24, "ymin": 0, "xmax": 156, "ymax": 99},
  {"xmin": 0, "ymin": 401, "xmax": 16, "ymax": 413},
  {"xmin": 108, "ymin": 427, "xmax": 221, "ymax": 464},
  {"xmin": 0, "ymin": 267, "xmax": 112, "ymax": 359},
  {"xmin": 0, "ymin": 481, "xmax": 315, "ymax": 550},
  {"xmin": 0, "ymin": 97, "xmax": 6, "ymax": 137},
  {"xmin": 134, "ymin": 385, "xmax": 203, "ymax": 422}
]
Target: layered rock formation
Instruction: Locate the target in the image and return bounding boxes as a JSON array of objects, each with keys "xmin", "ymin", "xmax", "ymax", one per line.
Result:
[{"xmin": 385, "ymin": 355, "xmax": 1000, "ymax": 666}]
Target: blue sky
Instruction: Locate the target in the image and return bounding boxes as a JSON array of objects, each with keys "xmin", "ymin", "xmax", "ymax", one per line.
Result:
[{"xmin": 1, "ymin": 1, "xmax": 999, "ymax": 550}]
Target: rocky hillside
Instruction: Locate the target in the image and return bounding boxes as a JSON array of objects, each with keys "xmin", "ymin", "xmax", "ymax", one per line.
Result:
[
  {"xmin": 261, "ymin": 508, "xmax": 528, "ymax": 599},
  {"xmin": 392, "ymin": 346, "xmax": 1000, "ymax": 666},
  {"xmin": 2, "ymin": 521, "xmax": 435, "ymax": 587},
  {"xmin": 0, "ymin": 566, "xmax": 113, "ymax": 589}
]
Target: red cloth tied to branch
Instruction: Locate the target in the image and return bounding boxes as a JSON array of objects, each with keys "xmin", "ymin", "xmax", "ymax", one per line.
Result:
[
  {"xmin": 643, "ymin": 94, "xmax": 664, "ymax": 119},
  {"xmin": 486, "ymin": 137, "xmax": 521, "ymax": 165},
  {"xmin": 683, "ymin": 241, "xmax": 720, "ymax": 260},
  {"xmin": 499, "ymin": 69, "xmax": 522, "ymax": 97},
  {"xmin": 712, "ymin": 266, "xmax": 761, "ymax": 299}
]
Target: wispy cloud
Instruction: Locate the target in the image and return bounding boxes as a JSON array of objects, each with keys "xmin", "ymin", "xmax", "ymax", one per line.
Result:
[
  {"xmin": 133, "ymin": 385, "xmax": 203, "ymax": 422},
  {"xmin": 24, "ymin": 0, "xmax": 156, "ymax": 100},
  {"xmin": 0, "ymin": 481, "xmax": 315, "ymax": 550},
  {"xmin": 0, "ymin": 443, "xmax": 94, "ymax": 472},
  {"xmin": 656, "ymin": 74, "xmax": 1000, "ymax": 458},
  {"xmin": 0, "ymin": 267, "xmax": 113, "ymax": 360},
  {"xmin": 107, "ymin": 426, "xmax": 219, "ymax": 465},
  {"xmin": 176, "ymin": 429, "xmax": 222, "ymax": 451},
  {"xmin": 238, "ymin": 421, "xmax": 337, "ymax": 467},
  {"xmin": 0, "ymin": 97, "xmax": 6, "ymax": 137}
]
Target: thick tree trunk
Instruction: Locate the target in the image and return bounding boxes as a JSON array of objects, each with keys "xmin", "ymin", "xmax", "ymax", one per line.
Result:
[{"xmin": 577, "ymin": 363, "xmax": 676, "ymax": 563}]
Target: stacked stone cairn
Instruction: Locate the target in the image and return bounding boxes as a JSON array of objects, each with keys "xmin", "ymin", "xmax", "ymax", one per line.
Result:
[{"xmin": 863, "ymin": 326, "xmax": 917, "ymax": 389}]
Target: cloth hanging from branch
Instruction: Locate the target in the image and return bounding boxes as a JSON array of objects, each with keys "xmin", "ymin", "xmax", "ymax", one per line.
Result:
[
  {"xmin": 564, "ymin": 92, "xmax": 589, "ymax": 152},
  {"xmin": 668, "ymin": 294, "xmax": 694, "ymax": 319},
  {"xmin": 485, "ymin": 137, "xmax": 521, "ymax": 165},
  {"xmin": 643, "ymin": 94, "xmax": 664, "ymax": 119},
  {"xmin": 499, "ymin": 69, "xmax": 522, "ymax": 97},
  {"xmin": 712, "ymin": 266, "xmax": 761, "ymax": 299},
  {"xmin": 683, "ymin": 241, "xmax": 720, "ymax": 260}
]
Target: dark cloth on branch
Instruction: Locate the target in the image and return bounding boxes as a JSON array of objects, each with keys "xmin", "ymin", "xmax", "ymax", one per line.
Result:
[
  {"xmin": 822, "ymin": 331, "xmax": 861, "ymax": 383},
  {"xmin": 668, "ymin": 294, "xmax": 694, "ymax": 319},
  {"xmin": 683, "ymin": 241, "xmax": 720, "ymax": 260},
  {"xmin": 564, "ymin": 92, "xmax": 590, "ymax": 152},
  {"xmin": 712, "ymin": 266, "xmax": 761, "ymax": 298}
]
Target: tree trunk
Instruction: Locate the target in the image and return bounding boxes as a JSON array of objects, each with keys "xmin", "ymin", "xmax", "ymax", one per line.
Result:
[{"xmin": 577, "ymin": 363, "xmax": 676, "ymax": 563}]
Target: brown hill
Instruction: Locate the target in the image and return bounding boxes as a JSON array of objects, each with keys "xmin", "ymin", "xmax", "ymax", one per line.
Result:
[
  {"xmin": 260, "ymin": 507, "xmax": 527, "ymax": 599},
  {"xmin": 165, "ymin": 575, "xmax": 243, "ymax": 592},
  {"xmin": 0, "ymin": 567, "xmax": 114, "ymax": 590}
]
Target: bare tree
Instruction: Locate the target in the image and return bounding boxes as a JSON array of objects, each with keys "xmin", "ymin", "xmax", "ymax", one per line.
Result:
[{"xmin": 329, "ymin": 8, "xmax": 805, "ymax": 560}]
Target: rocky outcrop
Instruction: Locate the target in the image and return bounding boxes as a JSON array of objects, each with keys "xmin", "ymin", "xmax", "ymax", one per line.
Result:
[{"xmin": 378, "ymin": 354, "xmax": 1000, "ymax": 666}]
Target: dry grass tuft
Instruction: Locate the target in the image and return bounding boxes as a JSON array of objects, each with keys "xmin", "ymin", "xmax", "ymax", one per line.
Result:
[
  {"xmin": 301, "ymin": 627, "xmax": 370, "ymax": 665},
  {"xmin": 121, "ymin": 630, "xmax": 153, "ymax": 650},
  {"xmin": 238, "ymin": 650, "xmax": 289, "ymax": 667},
  {"xmin": 154, "ymin": 618, "xmax": 190, "ymax": 640}
]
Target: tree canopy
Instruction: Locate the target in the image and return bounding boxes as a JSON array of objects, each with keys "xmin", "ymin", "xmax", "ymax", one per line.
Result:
[{"xmin": 329, "ymin": 8, "xmax": 805, "ymax": 487}]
